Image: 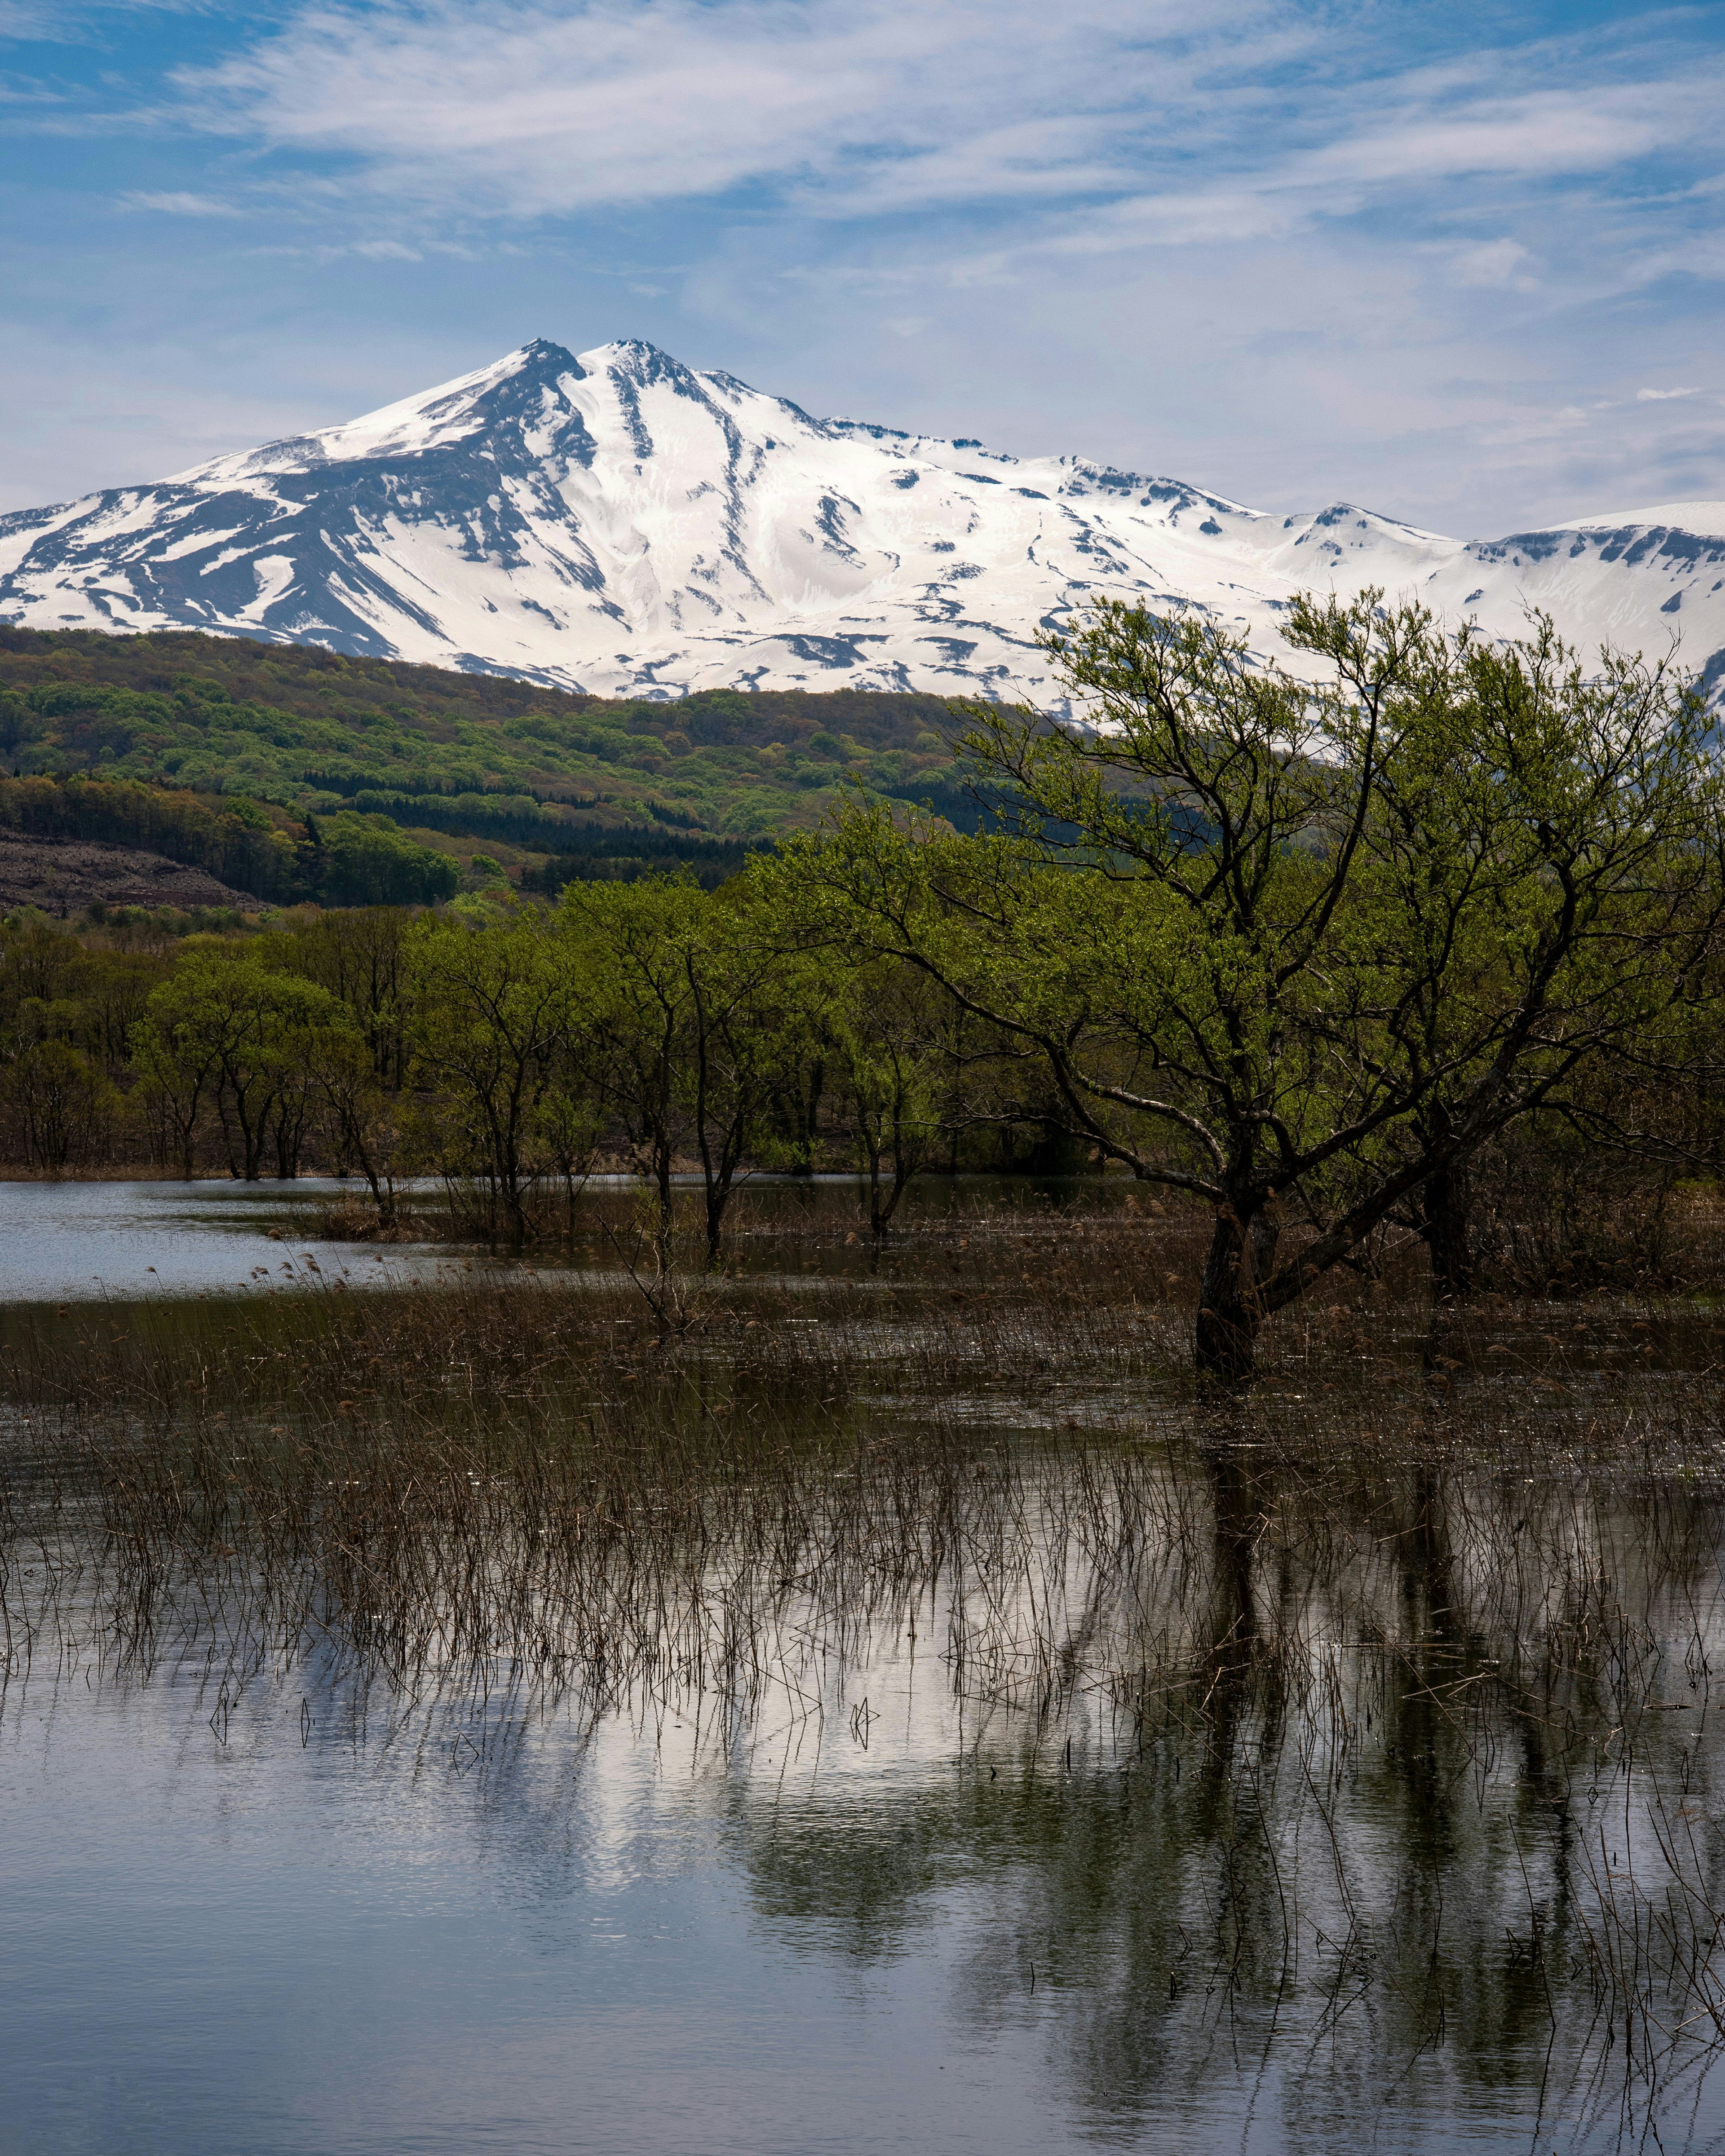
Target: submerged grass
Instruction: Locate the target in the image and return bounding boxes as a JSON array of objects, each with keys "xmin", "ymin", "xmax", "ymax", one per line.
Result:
[{"xmin": 8, "ymin": 1195, "xmax": 1725, "ymax": 2145}]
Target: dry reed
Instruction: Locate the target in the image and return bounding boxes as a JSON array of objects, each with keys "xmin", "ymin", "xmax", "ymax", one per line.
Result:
[{"xmin": 5, "ymin": 1197, "xmax": 1725, "ymax": 2145}]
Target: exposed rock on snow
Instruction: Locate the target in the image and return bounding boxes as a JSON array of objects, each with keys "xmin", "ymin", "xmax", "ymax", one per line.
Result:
[{"xmin": 2, "ymin": 338, "xmax": 1721, "ymax": 704}]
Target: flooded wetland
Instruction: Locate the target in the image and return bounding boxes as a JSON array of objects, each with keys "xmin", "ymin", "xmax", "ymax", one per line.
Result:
[{"xmin": 6, "ymin": 1178, "xmax": 1725, "ymax": 2153}]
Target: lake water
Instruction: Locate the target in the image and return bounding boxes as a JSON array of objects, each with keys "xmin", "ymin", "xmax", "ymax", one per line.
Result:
[
  {"xmin": 4, "ymin": 1187, "xmax": 1725, "ymax": 2152},
  {"xmin": 0, "ymin": 1176, "xmax": 440, "ymax": 1303},
  {"xmin": 3, "ymin": 1667, "xmax": 1075, "ymax": 2156},
  {"xmin": 0, "ymin": 1172, "xmax": 1130, "ymax": 1304}
]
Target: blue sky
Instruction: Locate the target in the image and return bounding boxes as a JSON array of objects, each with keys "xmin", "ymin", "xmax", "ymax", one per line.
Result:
[{"xmin": 2, "ymin": 0, "xmax": 1721, "ymax": 531}]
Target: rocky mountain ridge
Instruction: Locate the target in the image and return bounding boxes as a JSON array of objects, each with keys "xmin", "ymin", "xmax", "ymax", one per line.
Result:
[{"xmin": 2, "ymin": 338, "xmax": 1721, "ymax": 703}]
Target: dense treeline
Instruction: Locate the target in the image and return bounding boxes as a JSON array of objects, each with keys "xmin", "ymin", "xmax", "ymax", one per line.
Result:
[
  {"xmin": 4, "ymin": 590, "xmax": 1723, "ymax": 1383},
  {"xmin": 0, "ymin": 768, "xmax": 773, "ymax": 904},
  {"xmin": 0, "ymin": 888, "xmax": 1055, "ymax": 1232},
  {"xmin": 0, "ymin": 774, "xmax": 460, "ymax": 907}
]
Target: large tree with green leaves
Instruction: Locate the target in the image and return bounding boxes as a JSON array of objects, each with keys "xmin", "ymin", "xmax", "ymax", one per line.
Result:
[
  {"xmin": 773, "ymin": 592, "xmax": 1724, "ymax": 1381},
  {"xmin": 403, "ymin": 907, "xmax": 574, "ymax": 1240},
  {"xmin": 134, "ymin": 952, "xmax": 342, "ymax": 1180}
]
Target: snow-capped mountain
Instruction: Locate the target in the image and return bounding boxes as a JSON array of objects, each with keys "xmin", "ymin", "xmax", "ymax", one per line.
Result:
[{"xmin": 2, "ymin": 337, "xmax": 1721, "ymax": 705}]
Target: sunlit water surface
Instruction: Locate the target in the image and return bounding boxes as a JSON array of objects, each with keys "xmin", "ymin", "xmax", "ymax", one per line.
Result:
[
  {"xmin": 0, "ymin": 1172, "xmax": 1113, "ymax": 1303},
  {"xmin": 0, "ymin": 1176, "xmax": 445, "ymax": 1302}
]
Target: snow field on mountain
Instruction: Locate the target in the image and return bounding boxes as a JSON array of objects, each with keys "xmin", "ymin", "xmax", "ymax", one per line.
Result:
[{"xmin": 1, "ymin": 338, "xmax": 1721, "ymax": 706}]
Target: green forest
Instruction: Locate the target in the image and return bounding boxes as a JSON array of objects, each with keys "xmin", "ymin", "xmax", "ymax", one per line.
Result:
[
  {"xmin": 0, "ymin": 625, "xmax": 970, "ymax": 902},
  {"xmin": 5, "ymin": 592, "xmax": 1724, "ymax": 1382}
]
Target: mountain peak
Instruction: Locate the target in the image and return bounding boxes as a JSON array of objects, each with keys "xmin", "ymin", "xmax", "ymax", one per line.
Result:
[
  {"xmin": 3, "ymin": 340, "xmax": 1720, "ymax": 705},
  {"xmin": 580, "ymin": 337, "xmax": 708, "ymax": 393},
  {"xmin": 504, "ymin": 336, "xmax": 586, "ymax": 383}
]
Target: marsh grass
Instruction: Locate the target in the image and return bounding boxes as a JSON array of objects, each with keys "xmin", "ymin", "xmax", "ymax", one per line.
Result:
[{"xmin": 8, "ymin": 1203, "xmax": 1725, "ymax": 2145}]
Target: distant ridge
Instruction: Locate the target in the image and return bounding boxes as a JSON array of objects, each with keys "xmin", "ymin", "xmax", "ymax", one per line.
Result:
[{"xmin": 2, "ymin": 337, "xmax": 1721, "ymax": 703}]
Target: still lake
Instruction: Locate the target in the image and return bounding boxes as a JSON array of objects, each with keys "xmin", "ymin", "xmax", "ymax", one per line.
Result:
[
  {"xmin": 0, "ymin": 1175, "xmax": 437, "ymax": 1302},
  {"xmin": 0, "ymin": 1171, "xmax": 1097, "ymax": 1303},
  {"xmin": 4, "ymin": 1179, "xmax": 1724, "ymax": 2153}
]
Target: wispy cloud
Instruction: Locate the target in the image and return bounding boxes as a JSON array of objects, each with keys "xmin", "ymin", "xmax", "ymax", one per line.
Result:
[
  {"xmin": 3, "ymin": 0, "xmax": 1722, "ymax": 535},
  {"xmin": 170, "ymin": 0, "xmax": 1303, "ymax": 218},
  {"xmin": 168, "ymin": 0, "xmax": 1725, "ymax": 243},
  {"xmin": 119, "ymin": 187, "xmax": 242, "ymax": 215},
  {"xmin": 0, "ymin": 1, "xmax": 62, "ymax": 36},
  {"xmin": 1451, "ymin": 238, "xmax": 1539, "ymax": 288},
  {"xmin": 1, "ymin": 0, "xmax": 251, "ymax": 45}
]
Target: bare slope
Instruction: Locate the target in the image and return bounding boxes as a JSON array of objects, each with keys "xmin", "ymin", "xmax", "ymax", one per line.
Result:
[{"xmin": 0, "ymin": 830, "xmax": 252, "ymax": 915}]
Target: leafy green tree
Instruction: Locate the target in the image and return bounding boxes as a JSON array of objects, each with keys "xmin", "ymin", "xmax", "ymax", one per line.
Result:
[
  {"xmin": 134, "ymin": 952, "xmax": 341, "ymax": 1180},
  {"xmin": 404, "ymin": 908, "xmax": 573, "ymax": 1240},
  {"xmin": 314, "ymin": 813, "xmax": 460, "ymax": 906},
  {"xmin": 780, "ymin": 594, "xmax": 1724, "ymax": 1380},
  {"xmin": 830, "ymin": 957, "xmax": 949, "ymax": 1234},
  {"xmin": 560, "ymin": 877, "xmax": 813, "ymax": 1263},
  {"xmin": 1323, "ymin": 611, "xmax": 1725, "ymax": 1299},
  {"xmin": 532, "ymin": 1087, "xmax": 605, "ymax": 1243},
  {"xmin": 1, "ymin": 1040, "xmax": 119, "ymax": 1170},
  {"xmin": 558, "ymin": 880, "xmax": 696, "ymax": 1266},
  {"xmin": 307, "ymin": 1028, "xmax": 403, "ymax": 1227},
  {"xmin": 282, "ymin": 906, "xmax": 415, "ymax": 1087}
]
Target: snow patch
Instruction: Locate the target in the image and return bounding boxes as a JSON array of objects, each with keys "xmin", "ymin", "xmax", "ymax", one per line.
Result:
[{"xmin": 4, "ymin": 337, "xmax": 1723, "ymax": 706}]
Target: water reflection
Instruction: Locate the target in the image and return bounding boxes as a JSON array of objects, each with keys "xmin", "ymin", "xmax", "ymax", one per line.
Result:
[
  {"xmin": 702, "ymin": 1430, "xmax": 1725, "ymax": 2149},
  {"xmin": 8, "ymin": 1363, "xmax": 1725, "ymax": 2151}
]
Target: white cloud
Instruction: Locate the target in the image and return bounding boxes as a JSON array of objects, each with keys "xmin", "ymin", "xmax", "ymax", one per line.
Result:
[
  {"xmin": 0, "ymin": 2, "xmax": 59, "ymax": 35},
  {"xmin": 1298, "ymin": 83, "xmax": 1686, "ymax": 190},
  {"xmin": 1637, "ymin": 385, "xmax": 1701, "ymax": 402},
  {"xmin": 119, "ymin": 188, "xmax": 243, "ymax": 216},
  {"xmin": 1451, "ymin": 238, "xmax": 1536, "ymax": 288},
  {"xmin": 168, "ymin": 0, "xmax": 1309, "ymax": 218},
  {"xmin": 167, "ymin": 0, "xmax": 1725, "ymax": 243}
]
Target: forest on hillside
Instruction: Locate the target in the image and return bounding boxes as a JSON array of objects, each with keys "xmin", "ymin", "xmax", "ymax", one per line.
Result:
[{"xmin": 0, "ymin": 627, "xmax": 976, "ymax": 881}]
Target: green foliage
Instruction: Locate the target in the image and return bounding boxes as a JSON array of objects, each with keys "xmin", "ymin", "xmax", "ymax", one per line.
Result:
[
  {"xmin": 776, "ymin": 592, "xmax": 1725, "ymax": 1375},
  {"xmin": 5, "ymin": 588, "xmax": 1721, "ymax": 1392},
  {"xmin": 0, "ymin": 773, "xmax": 460, "ymax": 909},
  {"xmin": 317, "ymin": 813, "xmax": 461, "ymax": 906},
  {"xmin": 0, "ymin": 772, "xmax": 301, "ymax": 900},
  {"xmin": 134, "ymin": 950, "xmax": 345, "ymax": 1178},
  {"xmin": 402, "ymin": 908, "xmax": 575, "ymax": 1236},
  {"xmin": 559, "ymin": 876, "xmax": 825, "ymax": 1257},
  {"xmin": 0, "ymin": 627, "xmax": 960, "ymax": 857},
  {"xmin": 1, "ymin": 1038, "xmax": 120, "ymax": 1170}
]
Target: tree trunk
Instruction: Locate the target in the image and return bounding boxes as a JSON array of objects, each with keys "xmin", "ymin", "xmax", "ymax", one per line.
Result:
[
  {"xmin": 653, "ymin": 1140, "xmax": 673, "ymax": 1278},
  {"xmin": 859, "ymin": 1127, "xmax": 888, "ymax": 1235},
  {"xmin": 1194, "ymin": 1200, "xmax": 1278, "ymax": 1387},
  {"xmin": 1417, "ymin": 1155, "xmax": 1473, "ymax": 1300},
  {"xmin": 272, "ymin": 1095, "xmax": 306, "ymax": 1180}
]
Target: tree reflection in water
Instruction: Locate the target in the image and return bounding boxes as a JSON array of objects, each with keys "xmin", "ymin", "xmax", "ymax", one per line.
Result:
[{"xmin": 8, "ymin": 1372, "xmax": 1725, "ymax": 2149}]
